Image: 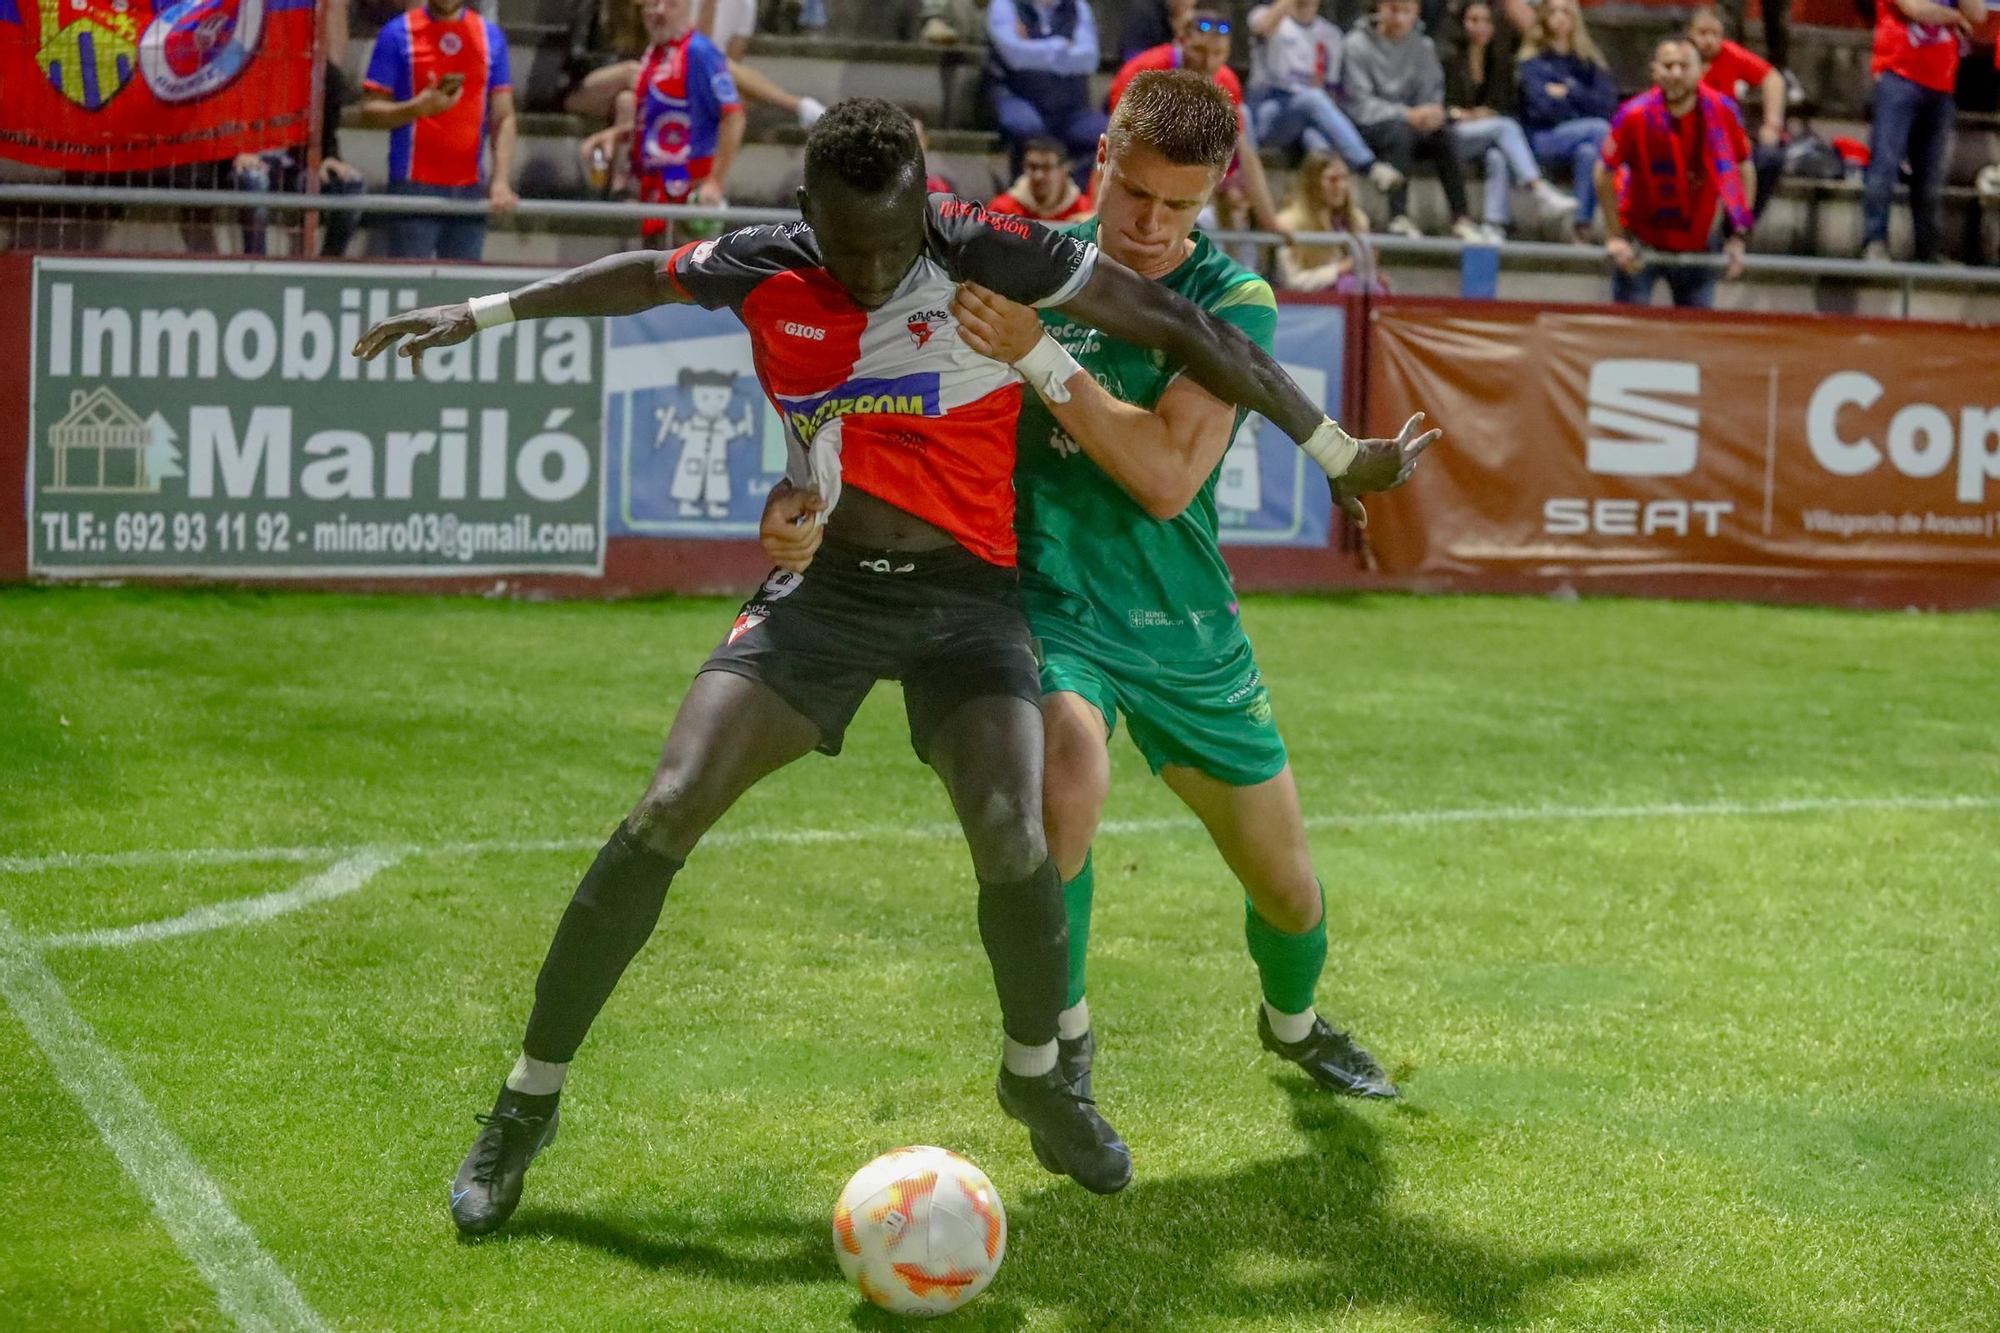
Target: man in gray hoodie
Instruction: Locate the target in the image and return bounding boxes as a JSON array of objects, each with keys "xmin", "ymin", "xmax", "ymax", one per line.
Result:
[{"xmin": 1340, "ymin": 0, "xmax": 1478, "ymax": 239}]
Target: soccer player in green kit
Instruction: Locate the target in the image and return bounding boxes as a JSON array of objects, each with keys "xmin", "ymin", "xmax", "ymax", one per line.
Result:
[{"xmin": 951, "ymin": 68, "xmax": 1437, "ymax": 1121}]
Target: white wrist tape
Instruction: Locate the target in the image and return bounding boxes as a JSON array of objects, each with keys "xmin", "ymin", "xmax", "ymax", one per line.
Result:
[
  {"xmin": 1013, "ymin": 332, "xmax": 1082, "ymax": 404},
  {"xmin": 1300, "ymin": 417, "xmax": 1361, "ymax": 479},
  {"xmin": 468, "ymin": 292, "xmax": 515, "ymax": 330}
]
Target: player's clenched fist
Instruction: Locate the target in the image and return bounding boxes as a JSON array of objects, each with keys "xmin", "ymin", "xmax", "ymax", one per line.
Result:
[
  {"xmin": 759, "ymin": 479, "xmax": 826, "ymax": 572},
  {"xmin": 352, "ymin": 303, "xmax": 477, "ymax": 375}
]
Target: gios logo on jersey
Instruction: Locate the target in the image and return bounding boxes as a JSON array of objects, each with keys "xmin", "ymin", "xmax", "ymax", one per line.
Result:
[{"xmin": 777, "ymin": 373, "xmax": 942, "ymax": 441}]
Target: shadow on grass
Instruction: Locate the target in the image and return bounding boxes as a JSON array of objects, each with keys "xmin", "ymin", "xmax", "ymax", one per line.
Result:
[
  {"xmin": 995, "ymin": 1080, "xmax": 1643, "ymax": 1328},
  {"xmin": 489, "ymin": 1079, "xmax": 1640, "ymax": 1330}
]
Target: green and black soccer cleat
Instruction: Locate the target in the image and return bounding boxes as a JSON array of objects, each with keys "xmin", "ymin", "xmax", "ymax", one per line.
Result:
[
  {"xmin": 1257, "ymin": 1008, "xmax": 1399, "ymax": 1099},
  {"xmin": 449, "ymin": 1087, "xmax": 561, "ymax": 1236},
  {"xmin": 997, "ymin": 1062, "xmax": 1132, "ymax": 1195}
]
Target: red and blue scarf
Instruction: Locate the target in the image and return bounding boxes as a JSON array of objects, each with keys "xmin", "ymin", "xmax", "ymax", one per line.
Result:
[{"xmin": 1618, "ymin": 85, "xmax": 1753, "ymax": 240}]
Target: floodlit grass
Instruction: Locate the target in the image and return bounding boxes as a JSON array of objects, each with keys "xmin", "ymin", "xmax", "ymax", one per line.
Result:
[{"xmin": 2, "ymin": 585, "xmax": 1996, "ymax": 1332}]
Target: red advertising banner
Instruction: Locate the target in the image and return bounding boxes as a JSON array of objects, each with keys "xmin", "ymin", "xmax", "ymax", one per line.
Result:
[
  {"xmin": 1366, "ymin": 303, "xmax": 2000, "ymax": 586},
  {"xmin": 0, "ymin": 0, "xmax": 314, "ymax": 172}
]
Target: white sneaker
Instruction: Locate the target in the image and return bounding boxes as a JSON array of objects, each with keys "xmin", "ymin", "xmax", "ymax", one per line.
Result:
[
  {"xmin": 1480, "ymin": 223, "xmax": 1507, "ymax": 244},
  {"xmin": 1368, "ymin": 161, "xmax": 1405, "ymax": 194},
  {"xmin": 1451, "ymin": 218, "xmax": 1488, "ymax": 243},
  {"xmin": 1860, "ymin": 240, "xmax": 1890, "ymax": 263},
  {"xmin": 1531, "ymin": 179, "xmax": 1578, "ymax": 218},
  {"xmin": 920, "ymin": 16, "xmax": 960, "ymax": 43},
  {"xmin": 1386, "ymin": 215, "xmax": 1423, "ymax": 239},
  {"xmin": 796, "ymin": 95, "xmax": 827, "ymax": 128}
]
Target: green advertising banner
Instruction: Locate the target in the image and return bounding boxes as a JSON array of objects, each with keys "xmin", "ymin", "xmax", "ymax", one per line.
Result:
[{"xmin": 29, "ymin": 258, "xmax": 604, "ymax": 577}]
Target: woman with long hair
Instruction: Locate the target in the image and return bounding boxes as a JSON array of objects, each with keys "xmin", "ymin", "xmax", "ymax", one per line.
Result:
[
  {"xmin": 1516, "ymin": 0, "xmax": 1620, "ymax": 241},
  {"xmin": 1442, "ymin": 0, "xmax": 1576, "ymax": 239},
  {"xmin": 1274, "ymin": 151, "xmax": 1387, "ymax": 293}
]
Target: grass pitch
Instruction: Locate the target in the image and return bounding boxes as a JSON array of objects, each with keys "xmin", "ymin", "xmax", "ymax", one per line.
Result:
[{"xmin": 2, "ymin": 586, "xmax": 1996, "ymax": 1333}]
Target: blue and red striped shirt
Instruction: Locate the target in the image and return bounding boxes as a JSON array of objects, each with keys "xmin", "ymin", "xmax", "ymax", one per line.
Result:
[{"xmin": 364, "ymin": 6, "xmax": 513, "ymax": 188}]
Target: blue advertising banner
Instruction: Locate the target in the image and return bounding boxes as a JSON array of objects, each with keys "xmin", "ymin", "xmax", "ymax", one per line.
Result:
[{"xmin": 604, "ymin": 298, "xmax": 1344, "ymax": 548}]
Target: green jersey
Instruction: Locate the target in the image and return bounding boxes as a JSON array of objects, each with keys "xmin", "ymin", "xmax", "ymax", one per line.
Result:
[{"xmin": 1015, "ymin": 219, "xmax": 1279, "ymax": 666}]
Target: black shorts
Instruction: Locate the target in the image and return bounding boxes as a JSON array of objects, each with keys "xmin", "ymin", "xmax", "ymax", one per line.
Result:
[{"xmin": 700, "ymin": 537, "xmax": 1041, "ymax": 761}]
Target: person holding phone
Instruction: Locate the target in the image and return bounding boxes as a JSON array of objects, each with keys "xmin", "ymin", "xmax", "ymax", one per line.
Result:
[{"xmin": 360, "ymin": 0, "xmax": 519, "ymax": 260}]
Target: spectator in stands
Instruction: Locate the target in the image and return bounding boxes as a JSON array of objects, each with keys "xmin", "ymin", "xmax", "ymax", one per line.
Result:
[
  {"xmin": 986, "ymin": 0, "xmax": 1108, "ymax": 188},
  {"xmin": 1516, "ymin": 0, "xmax": 1619, "ymax": 243},
  {"xmin": 1275, "ymin": 149, "xmax": 1388, "ymax": 291},
  {"xmin": 1688, "ymin": 5, "xmax": 1786, "ymax": 218},
  {"xmin": 360, "ymin": 0, "xmax": 518, "ymax": 261},
  {"xmin": 989, "ymin": 135, "xmax": 1097, "ymax": 220},
  {"xmin": 1246, "ymin": 0, "xmax": 1403, "ymax": 195},
  {"xmin": 1341, "ymin": 0, "xmax": 1482, "ymax": 240},
  {"xmin": 1596, "ymin": 38, "xmax": 1754, "ymax": 307},
  {"xmin": 1106, "ymin": 8, "xmax": 1291, "ymax": 237},
  {"xmin": 578, "ymin": 0, "xmax": 744, "ymax": 244},
  {"xmin": 1862, "ymin": 0, "xmax": 1988, "ymax": 262},
  {"xmin": 568, "ymin": 0, "xmax": 822, "ymax": 127},
  {"xmin": 1118, "ymin": 0, "xmax": 1194, "ymax": 61},
  {"xmin": 1442, "ymin": 0, "xmax": 1576, "ymax": 239}
]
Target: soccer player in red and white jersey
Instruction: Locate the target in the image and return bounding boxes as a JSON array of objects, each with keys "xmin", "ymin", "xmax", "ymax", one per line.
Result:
[{"xmin": 355, "ymin": 99, "xmax": 1418, "ymax": 1235}]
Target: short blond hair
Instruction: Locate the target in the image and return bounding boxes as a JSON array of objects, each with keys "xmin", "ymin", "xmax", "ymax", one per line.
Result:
[{"xmin": 1106, "ymin": 70, "xmax": 1238, "ymax": 171}]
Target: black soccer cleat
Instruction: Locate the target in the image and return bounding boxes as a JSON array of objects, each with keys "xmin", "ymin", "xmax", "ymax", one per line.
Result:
[
  {"xmin": 997, "ymin": 1064, "xmax": 1132, "ymax": 1195},
  {"xmin": 1257, "ymin": 1007, "xmax": 1399, "ymax": 1099},
  {"xmin": 450, "ymin": 1087, "xmax": 561, "ymax": 1236},
  {"xmin": 1028, "ymin": 1031, "xmax": 1099, "ymax": 1174}
]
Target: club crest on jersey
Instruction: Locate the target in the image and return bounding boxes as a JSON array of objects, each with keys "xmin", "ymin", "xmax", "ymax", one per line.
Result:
[
  {"xmin": 727, "ymin": 610, "xmax": 767, "ymax": 644},
  {"xmin": 906, "ymin": 308, "xmax": 949, "ymax": 348},
  {"xmin": 777, "ymin": 373, "xmax": 942, "ymax": 441}
]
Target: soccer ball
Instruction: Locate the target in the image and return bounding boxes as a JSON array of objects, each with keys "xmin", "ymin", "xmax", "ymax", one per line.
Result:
[{"xmin": 832, "ymin": 1146, "xmax": 1007, "ymax": 1316}]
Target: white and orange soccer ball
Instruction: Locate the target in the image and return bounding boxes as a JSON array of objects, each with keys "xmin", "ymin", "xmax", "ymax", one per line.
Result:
[{"xmin": 831, "ymin": 1146, "xmax": 1007, "ymax": 1317}]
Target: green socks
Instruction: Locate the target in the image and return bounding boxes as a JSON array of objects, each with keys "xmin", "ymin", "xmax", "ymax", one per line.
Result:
[
  {"xmin": 1063, "ymin": 853, "xmax": 1095, "ymax": 1009},
  {"xmin": 1243, "ymin": 886, "xmax": 1327, "ymax": 1018}
]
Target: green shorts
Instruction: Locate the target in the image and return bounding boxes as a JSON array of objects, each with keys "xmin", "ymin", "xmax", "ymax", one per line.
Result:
[{"xmin": 1034, "ymin": 628, "xmax": 1289, "ymax": 788}]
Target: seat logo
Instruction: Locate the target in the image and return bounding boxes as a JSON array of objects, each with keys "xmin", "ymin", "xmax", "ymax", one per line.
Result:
[{"xmin": 1586, "ymin": 359, "xmax": 1700, "ymax": 476}]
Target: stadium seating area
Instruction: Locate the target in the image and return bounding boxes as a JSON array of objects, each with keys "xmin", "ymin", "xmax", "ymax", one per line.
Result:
[{"xmin": 312, "ymin": 0, "xmax": 2000, "ymax": 266}]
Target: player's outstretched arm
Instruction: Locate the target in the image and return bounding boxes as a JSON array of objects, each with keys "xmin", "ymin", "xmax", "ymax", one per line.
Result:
[{"xmin": 351, "ymin": 250, "xmax": 683, "ymax": 374}]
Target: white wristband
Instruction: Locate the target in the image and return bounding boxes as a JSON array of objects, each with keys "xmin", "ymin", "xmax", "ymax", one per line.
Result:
[
  {"xmin": 1013, "ymin": 332, "xmax": 1083, "ymax": 404},
  {"xmin": 1300, "ymin": 417, "xmax": 1361, "ymax": 479},
  {"xmin": 468, "ymin": 292, "xmax": 515, "ymax": 330}
]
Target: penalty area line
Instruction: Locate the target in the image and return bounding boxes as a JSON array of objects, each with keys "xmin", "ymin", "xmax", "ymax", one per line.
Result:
[
  {"xmin": 2, "ymin": 791, "xmax": 1997, "ymax": 879},
  {"xmin": 0, "ymin": 908, "xmax": 333, "ymax": 1333}
]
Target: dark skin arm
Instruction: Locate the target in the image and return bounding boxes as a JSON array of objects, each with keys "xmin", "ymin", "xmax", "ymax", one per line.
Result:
[
  {"xmin": 350, "ymin": 250, "xmax": 678, "ymax": 371},
  {"xmin": 1054, "ymin": 254, "xmax": 1322, "ymax": 446}
]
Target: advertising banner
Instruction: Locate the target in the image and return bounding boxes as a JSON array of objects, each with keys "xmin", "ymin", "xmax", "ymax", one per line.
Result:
[
  {"xmin": 0, "ymin": 0, "xmax": 315, "ymax": 171},
  {"xmin": 1366, "ymin": 304, "xmax": 2000, "ymax": 579},
  {"xmin": 602, "ymin": 297, "xmax": 1346, "ymax": 549},
  {"xmin": 29, "ymin": 258, "xmax": 605, "ymax": 577}
]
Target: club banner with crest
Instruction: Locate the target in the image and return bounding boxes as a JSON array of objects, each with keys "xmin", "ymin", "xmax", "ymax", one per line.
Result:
[
  {"xmin": 602, "ymin": 299, "xmax": 1344, "ymax": 549},
  {"xmin": 0, "ymin": 0, "xmax": 315, "ymax": 171}
]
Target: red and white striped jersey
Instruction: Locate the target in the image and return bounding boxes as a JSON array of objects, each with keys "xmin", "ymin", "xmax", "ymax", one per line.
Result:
[{"xmin": 665, "ymin": 194, "xmax": 1099, "ymax": 566}]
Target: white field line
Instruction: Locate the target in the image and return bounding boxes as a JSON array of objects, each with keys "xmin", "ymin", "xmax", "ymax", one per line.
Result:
[
  {"xmin": 0, "ymin": 909, "xmax": 333, "ymax": 1333},
  {"xmin": 39, "ymin": 851, "xmax": 404, "ymax": 952},
  {"xmin": 2, "ymin": 791, "xmax": 1996, "ymax": 879}
]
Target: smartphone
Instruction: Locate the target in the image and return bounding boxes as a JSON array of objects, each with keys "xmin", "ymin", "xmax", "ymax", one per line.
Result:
[{"xmin": 438, "ymin": 72, "xmax": 466, "ymax": 95}]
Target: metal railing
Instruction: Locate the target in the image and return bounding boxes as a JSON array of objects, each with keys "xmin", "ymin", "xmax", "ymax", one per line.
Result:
[{"xmin": 6, "ymin": 184, "xmax": 1998, "ymax": 316}]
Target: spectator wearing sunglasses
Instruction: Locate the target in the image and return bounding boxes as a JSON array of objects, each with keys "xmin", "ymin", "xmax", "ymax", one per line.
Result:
[
  {"xmin": 1247, "ymin": 0, "xmax": 1404, "ymax": 195},
  {"xmin": 987, "ymin": 0, "xmax": 1110, "ymax": 189}
]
